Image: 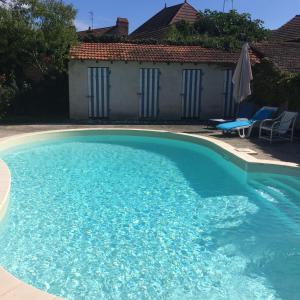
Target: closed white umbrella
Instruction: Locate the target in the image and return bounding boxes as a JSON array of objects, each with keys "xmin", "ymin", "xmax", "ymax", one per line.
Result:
[{"xmin": 232, "ymin": 43, "xmax": 253, "ymax": 103}]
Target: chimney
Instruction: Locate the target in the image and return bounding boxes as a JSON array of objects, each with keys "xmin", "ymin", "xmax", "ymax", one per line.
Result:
[{"xmin": 116, "ymin": 17, "xmax": 129, "ymax": 37}]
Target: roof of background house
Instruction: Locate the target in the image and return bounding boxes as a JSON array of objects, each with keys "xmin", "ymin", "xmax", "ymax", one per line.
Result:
[
  {"xmin": 77, "ymin": 18, "xmax": 129, "ymax": 39},
  {"xmin": 77, "ymin": 27, "xmax": 115, "ymax": 39},
  {"xmin": 70, "ymin": 42, "xmax": 259, "ymax": 65},
  {"xmin": 253, "ymin": 42, "xmax": 300, "ymax": 73},
  {"xmin": 271, "ymin": 15, "xmax": 300, "ymax": 42},
  {"xmin": 130, "ymin": 2, "xmax": 198, "ymax": 40}
]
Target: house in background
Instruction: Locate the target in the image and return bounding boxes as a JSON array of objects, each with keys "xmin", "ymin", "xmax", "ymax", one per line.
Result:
[
  {"xmin": 70, "ymin": 1, "xmax": 246, "ymax": 121},
  {"xmin": 253, "ymin": 42, "xmax": 300, "ymax": 73},
  {"xmin": 253, "ymin": 15, "xmax": 300, "ymax": 73},
  {"xmin": 69, "ymin": 2, "xmax": 299, "ymax": 121},
  {"xmin": 69, "ymin": 42, "xmax": 258, "ymax": 120},
  {"xmin": 77, "ymin": 17, "xmax": 129, "ymax": 39},
  {"xmin": 270, "ymin": 15, "xmax": 300, "ymax": 43},
  {"xmin": 261, "ymin": 14, "xmax": 300, "ymax": 129},
  {"xmin": 130, "ymin": 1, "xmax": 198, "ymax": 40}
]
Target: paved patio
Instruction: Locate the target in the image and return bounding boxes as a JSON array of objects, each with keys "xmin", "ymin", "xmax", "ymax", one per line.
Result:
[{"xmin": 0, "ymin": 123, "xmax": 299, "ymax": 166}]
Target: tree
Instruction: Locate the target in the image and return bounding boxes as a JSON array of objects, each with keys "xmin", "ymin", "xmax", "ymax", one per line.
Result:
[
  {"xmin": 0, "ymin": 0, "xmax": 77, "ymax": 117},
  {"xmin": 167, "ymin": 10, "xmax": 269, "ymax": 50},
  {"xmin": 0, "ymin": 0, "xmax": 77, "ymax": 76}
]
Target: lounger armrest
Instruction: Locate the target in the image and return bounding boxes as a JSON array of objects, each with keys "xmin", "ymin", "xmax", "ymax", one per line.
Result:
[
  {"xmin": 261, "ymin": 113, "xmax": 284, "ymax": 125},
  {"xmin": 260, "ymin": 119, "xmax": 275, "ymax": 127},
  {"xmin": 271, "ymin": 121, "xmax": 281, "ymax": 130}
]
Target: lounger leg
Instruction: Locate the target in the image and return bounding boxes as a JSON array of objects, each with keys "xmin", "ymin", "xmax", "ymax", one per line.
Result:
[
  {"xmin": 270, "ymin": 130, "xmax": 273, "ymax": 144},
  {"xmin": 246, "ymin": 126, "xmax": 253, "ymax": 138},
  {"xmin": 238, "ymin": 128, "xmax": 246, "ymax": 138},
  {"xmin": 259, "ymin": 126, "xmax": 262, "ymax": 139}
]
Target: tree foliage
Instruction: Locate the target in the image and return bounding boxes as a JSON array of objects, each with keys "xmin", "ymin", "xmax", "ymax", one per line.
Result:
[
  {"xmin": 0, "ymin": 75, "xmax": 16, "ymax": 118},
  {"xmin": 250, "ymin": 59, "xmax": 300, "ymax": 110},
  {"xmin": 0, "ymin": 0, "xmax": 77, "ymax": 118},
  {"xmin": 167, "ymin": 10, "xmax": 269, "ymax": 50}
]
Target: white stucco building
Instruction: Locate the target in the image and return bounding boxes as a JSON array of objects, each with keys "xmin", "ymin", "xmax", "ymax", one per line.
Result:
[{"xmin": 68, "ymin": 42, "xmax": 258, "ymax": 121}]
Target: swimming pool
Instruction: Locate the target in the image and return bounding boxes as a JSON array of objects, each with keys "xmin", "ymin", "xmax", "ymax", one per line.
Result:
[{"xmin": 0, "ymin": 130, "xmax": 299, "ymax": 300}]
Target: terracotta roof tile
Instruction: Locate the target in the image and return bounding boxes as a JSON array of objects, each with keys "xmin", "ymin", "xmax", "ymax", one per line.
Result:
[
  {"xmin": 170, "ymin": 3, "xmax": 198, "ymax": 24},
  {"xmin": 253, "ymin": 42, "xmax": 300, "ymax": 73},
  {"xmin": 77, "ymin": 27, "xmax": 115, "ymax": 39},
  {"xmin": 77, "ymin": 18, "xmax": 129, "ymax": 39},
  {"xmin": 271, "ymin": 15, "xmax": 300, "ymax": 42},
  {"xmin": 130, "ymin": 2, "xmax": 198, "ymax": 40},
  {"xmin": 70, "ymin": 42, "xmax": 259, "ymax": 65}
]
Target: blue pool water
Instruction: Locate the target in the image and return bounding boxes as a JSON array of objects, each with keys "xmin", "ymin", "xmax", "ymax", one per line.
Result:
[{"xmin": 0, "ymin": 133, "xmax": 300, "ymax": 300}]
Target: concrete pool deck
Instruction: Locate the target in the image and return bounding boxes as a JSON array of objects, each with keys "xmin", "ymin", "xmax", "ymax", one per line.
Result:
[
  {"xmin": 0, "ymin": 123, "xmax": 299, "ymax": 299},
  {"xmin": 0, "ymin": 268, "xmax": 63, "ymax": 300}
]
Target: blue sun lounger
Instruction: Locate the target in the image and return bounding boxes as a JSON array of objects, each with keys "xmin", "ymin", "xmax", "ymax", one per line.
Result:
[
  {"xmin": 208, "ymin": 102, "xmax": 254, "ymax": 127},
  {"xmin": 216, "ymin": 106, "xmax": 278, "ymax": 138}
]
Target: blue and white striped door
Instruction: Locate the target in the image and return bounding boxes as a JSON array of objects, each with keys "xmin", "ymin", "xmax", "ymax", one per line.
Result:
[
  {"xmin": 223, "ymin": 69, "xmax": 235, "ymax": 118},
  {"xmin": 139, "ymin": 68, "xmax": 160, "ymax": 119},
  {"xmin": 181, "ymin": 69, "xmax": 203, "ymax": 119},
  {"xmin": 88, "ymin": 67, "xmax": 110, "ymax": 118}
]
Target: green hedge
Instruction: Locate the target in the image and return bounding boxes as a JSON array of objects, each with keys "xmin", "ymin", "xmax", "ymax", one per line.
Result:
[
  {"xmin": 0, "ymin": 73, "xmax": 69, "ymax": 119},
  {"xmin": 250, "ymin": 59, "xmax": 300, "ymax": 111}
]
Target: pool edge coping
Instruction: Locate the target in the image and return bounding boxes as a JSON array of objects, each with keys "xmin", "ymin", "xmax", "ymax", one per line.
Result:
[
  {"xmin": 0, "ymin": 160, "xmax": 10, "ymax": 222},
  {"xmin": 0, "ymin": 127, "xmax": 299, "ymax": 299}
]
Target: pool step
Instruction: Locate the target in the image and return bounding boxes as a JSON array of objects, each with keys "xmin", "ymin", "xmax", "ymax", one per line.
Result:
[
  {"xmin": 249, "ymin": 178, "xmax": 300, "ymax": 205},
  {"xmin": 250, "ymin": 179, "xmax": 300, "ymax": 216},
  {"xmin": 267, "ymin": 177, "xmax": 300, "ymax": 201},
  {"xmin": 248, "ymin": 179, "xmax": 300, "ymax": 234},
  {"xmin": 259, "ymin": 177, "xmax": 300, "ymax": 210}
]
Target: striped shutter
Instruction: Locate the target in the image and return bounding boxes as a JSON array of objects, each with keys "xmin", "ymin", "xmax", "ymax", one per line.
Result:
[
  {"xmin": 139, "ymin": 68, "xmax": 160, "ymax": 119},
  {"xmin": 88, "ymin": 67, "xmax": 110, "ymax": 118},
  {"xmin": 181, "ymin": 69, "xmax": 203, "ymax": 119},
  {"xmin": 223, "ymin": 69, "xmax": 235, "ymax": 118}
]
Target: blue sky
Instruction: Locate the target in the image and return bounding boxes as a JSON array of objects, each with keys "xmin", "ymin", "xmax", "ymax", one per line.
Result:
[{"xmin": 69, "ymin": 0, "xmax": 300, "ymax": 32}]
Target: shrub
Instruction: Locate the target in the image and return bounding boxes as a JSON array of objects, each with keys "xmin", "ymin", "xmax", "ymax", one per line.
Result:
[
  {"xmin": 287, "ymin": 75, "xmax": 300, "ymax": 111},
  {"xmin": 250, "ymin": 59, "xmax": 300, "ymax": 110},
  {"xmin": 0, "ymin": 75, "xmax": 16, "ymax": 118},
  {"xmin": 167, "ymin": 10, "xmax": 269, "ymax": 50},
  {"xmin": 11, "ymin": 73, "xmax": 69, "ymax": 117}
]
